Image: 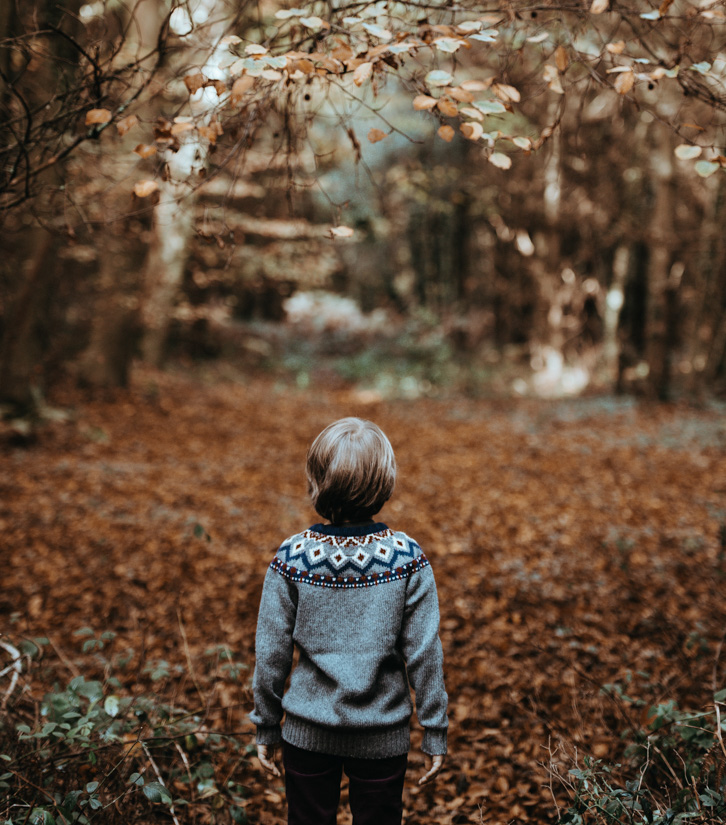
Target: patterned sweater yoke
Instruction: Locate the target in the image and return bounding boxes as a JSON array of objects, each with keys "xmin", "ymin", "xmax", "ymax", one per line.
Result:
[
  {"xmin": 250, "ymin": 522, "xmax": 449, "ymax": 759},
  {"xmin": 271, "ymin": 523, "xmax": 430, "ymax": 588}
]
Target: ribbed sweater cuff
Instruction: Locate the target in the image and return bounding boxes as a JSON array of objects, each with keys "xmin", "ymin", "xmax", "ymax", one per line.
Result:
[
  {"xmin": 283, "ymin": 715, "xmax": 410, "ymax": 758},
  {"xmin": 256, "ymin": 725, "xmax": 283, "ymax": 746},
  {"xmin": 421, "ymin": 727, "xmax": 448, "ymax": 755}
]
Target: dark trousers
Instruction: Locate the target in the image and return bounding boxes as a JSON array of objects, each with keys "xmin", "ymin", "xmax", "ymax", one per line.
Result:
[{"xmin": 283, "ymin": 742, "xmax": 408, "ymax": 825}]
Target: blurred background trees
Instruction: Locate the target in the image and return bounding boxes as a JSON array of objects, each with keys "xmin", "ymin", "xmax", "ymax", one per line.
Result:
[{"xmin": 1, "ymin": 0, "xmax": 725, "ymax": 413}]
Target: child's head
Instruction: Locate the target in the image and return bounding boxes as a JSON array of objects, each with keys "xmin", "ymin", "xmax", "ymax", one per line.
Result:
[{"xmin": 306, "ymin": 417, "xmax": 396, "ymax": 524}]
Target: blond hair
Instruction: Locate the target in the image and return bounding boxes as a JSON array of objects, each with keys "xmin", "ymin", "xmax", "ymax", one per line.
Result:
[{"xmin": 306, "ymin": 418, "xmax": 396, "ymax": 523}]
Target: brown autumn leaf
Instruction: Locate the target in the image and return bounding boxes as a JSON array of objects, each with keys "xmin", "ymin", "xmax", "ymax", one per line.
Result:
[
  {"xmin": 614, "ymin": 69, "xmax": 635, "ymax": 94},
  {"xmin": 184, "ymin": 72, "xmax": 207, "ymax": 94},
  {"xmin": 447, "ymin": 86, "xmax": 475, "ymax": 103},
  {"xmin": 230, "ymin": 76, "xmax": 254, "ymax": 106},
  {"xmin": 367, "ymin": 128, "xmax": 387, "ymax": 143},
  {"xmin": 170, "ymin": 121, "xmax": 194, "ymax": 136},
  {"xmin": 116, "ymin": 115, "xmax": 138, "ymax": 136},
  {"xmin": 460, "ymin": 121, "xmax": 484, "ymax": 140},
  {"xmin": 460, "ymin": 78, "xmax": 493, "ymax": 91},
  {"xmin": 198, "ymin": 123, "xmax": 223, "ymax": 144},
  {"xmin": 133, "ymin": 179, "xmax": 159, "ymax": 197},
  {"xmin": 368, "ymin": 44, "xmax": 391, "ymax": 59},
  {"xmin": 85, "ymin": 108, "xmax": 112, "ymax": 126},
  {"xmin": 413, "ymin": 95, "xmax": 438, "ymax": 110},
  {"xmin": 543, "ymin": 64, "xmax": 564, "ymax": 94},
  {"xmin": 331, "ymin": 41, "xmax": 354, "ymax": 61},
  {"xmin": 133, "ymin": 143, "xmax": 157, "ymax": 159},
  {"xmin": 296, "ymin": 58, "xmax": 315, "ymax": 74},
  {"xmin": 437, "ymin": 97, "xmax": 459, "ymax": 117},
  {"xmin": 555, "ymin": 45, "xmax": 569, "ymax": 72},
  {"xmin": 606, "ymin": 40, "xmax": 626, "ymax": 54},
  {"xmin": 353, "ymin": 62, "xmax": 373, "ymax": 86},
  {"xmin": 437, "ymin": 124, "xmax": 455, "ymax": 142},
  {"xmin": 492, "ymin": 83, "xmax": 521, "ymax": 103}
]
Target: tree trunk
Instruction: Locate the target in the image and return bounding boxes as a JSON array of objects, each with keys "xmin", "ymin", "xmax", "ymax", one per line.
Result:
[
  {"xmin": 602, "ymin": 244, "xmax": 628, "ymax": 382},
  {"xmin": 689, "ymin": 171, "xmax": 725, "ymax": 395},
  {"xmin": 74, "ymin": 0, "xmax": 165, "ymax": 387},
  {"xmin": 77, "ymin": 227, "xmax": 141, "ymax": 388},
  {"xmin": 0, "ymin": 230, "xmax": 56, "ymax": 411},
  {"xmin": 138, "ymin": 0, "xmax": 234, "ymax": 366},
  {"xmin": 139, "ymin": 165, "xmax": 201, "ymax": 366},
  {"xmin": 645, "ymin": 125, "xmax": 676, "ymax": 401}
]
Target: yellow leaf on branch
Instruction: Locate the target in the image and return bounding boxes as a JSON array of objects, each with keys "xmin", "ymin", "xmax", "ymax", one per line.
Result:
[
  {"xmin": 437, "ymin": 97, "xmax": 459, "ymax": 117},
  {"xmin": 447, "ymin": 87, "xmax": 474, "ymax": 103},
  {"xmin": 230, "ymin": 76, "xmax": 254, "ymax": 106},
  {"xmin": 133, "ymin": 144, "xmax": 157, "ymax": 159},
  {"xmin": 367, "ymin": 128, "xmax": 387, "ymax": 143},
  {"xmin": 353, "ymin": 62, "xmax": 373, "ymax": 86},
  {"xmin": 492, "ymin": 83, "xmax": 521, "ymax": 103},
  {"xmin": 543, "ymin": 64, "xmax": 564, "ymax": 94},
  {"xmin": 171, "ymin": 121, "xmax": 194, "ymax": 135},
  {"xmin": 183, "ymin": 73, "xmax": 206, "ymax": 94},
  {"xmin": 116, "ymin": 115, "xmax": 138, "ymax": 136},
  {"xmin": 134, "ymin": 180, "xmax": 159, "ymax": 197},
  {"xmin": 199, "ymin": 123, "xmax": 223, "ymax": 144},
  {"xmin": 413, "ymin": 95, "xmax": 438, "ymax": 110},
  {"xmin": 614, "ymin": 70, "xmax": 635, "ymax": 94},
  {"xmin": 460, "ymin": 79, "xmax": 492, "ymax": 92},
  {"xmin": 437, "ymin": 124, "xmax": 455, "ymax": 142},
  {"xmin": 85, "ymin": 108, "xmax": 112, "ymax": 126},
  {"xmin": 296, "ymin": 58, "xmax": 315, "ymax": 74},
  {"xmin": 461, "ymin": 121, "xmax": 484, "ymax": 140},
  {"xmin": 555, "ymin": 46, "xmax": 569, "ymax": 72}
]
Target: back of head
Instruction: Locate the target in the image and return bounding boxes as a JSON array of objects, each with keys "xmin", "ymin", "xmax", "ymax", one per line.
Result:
[{"xmin": 306, "ymin": 417, "xmax": 396, "ymax": 524}]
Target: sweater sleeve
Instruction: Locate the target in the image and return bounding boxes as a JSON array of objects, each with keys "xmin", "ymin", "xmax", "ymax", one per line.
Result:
[
  {"xmin": 250, "ymin": 565, "xmax": 298, "ymax": 745},
  {"xmin": 400, "ymin": 560, "xmax": 449, "ymax": 755}
]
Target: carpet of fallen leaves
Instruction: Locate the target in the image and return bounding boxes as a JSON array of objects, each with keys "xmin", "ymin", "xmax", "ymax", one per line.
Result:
[{"xmin": 2, "ymin": 368, "xmax": 726, "ymax": 825}]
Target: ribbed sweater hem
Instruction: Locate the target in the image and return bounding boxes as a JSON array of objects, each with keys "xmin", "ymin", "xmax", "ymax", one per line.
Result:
[{"xmin": 282, "ymin": 715, "xmax": 410, "ymax": 758}]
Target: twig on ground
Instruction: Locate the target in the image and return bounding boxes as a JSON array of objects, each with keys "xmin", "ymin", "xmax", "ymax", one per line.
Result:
[
  {"xmin": 0, "ymin": 640, "xmax": 22, "ymax": 709},
  {"xmin": 142, "ymin": 742, "xmax": 181, "ymax": 825}
]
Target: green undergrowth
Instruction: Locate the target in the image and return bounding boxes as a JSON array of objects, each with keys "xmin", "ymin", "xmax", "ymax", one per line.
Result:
[
  {"xmin": 0, "ymin": 633, "xmax": 255, "ymax": 825},
  {"xmin": 556, "ymin": 681, "xmax": 726, "ymax": 825}
]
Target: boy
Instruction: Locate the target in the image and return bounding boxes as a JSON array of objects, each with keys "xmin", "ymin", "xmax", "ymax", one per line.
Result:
[{"xmin": 251, "ymin": 417, "xmax": 448, "ymax": 825}]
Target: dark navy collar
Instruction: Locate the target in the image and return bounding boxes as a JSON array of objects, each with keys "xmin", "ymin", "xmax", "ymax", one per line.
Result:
[{"xmin": 310, "ymin": 522, "xmax": 388, "ymax": 537}]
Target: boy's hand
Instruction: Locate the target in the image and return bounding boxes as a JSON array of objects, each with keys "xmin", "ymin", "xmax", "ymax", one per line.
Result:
[
  {"xmin": 257, "ymin": 743, "xmax": 281, "ymax": 777},
  {"xmin": 419, "ymin": 754, "xmax": 444, "ymax": 785}
]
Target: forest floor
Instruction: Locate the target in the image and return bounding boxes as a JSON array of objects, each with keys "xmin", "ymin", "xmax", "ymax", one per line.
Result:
[{"xmin": 2, "ymin": 366, "xmax": 726, "ymax": 825}]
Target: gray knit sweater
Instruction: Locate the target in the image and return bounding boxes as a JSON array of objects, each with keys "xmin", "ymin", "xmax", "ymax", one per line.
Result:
[{"xmin": 250, "ymin": 522, "xmax": 448, "ymax": 758}]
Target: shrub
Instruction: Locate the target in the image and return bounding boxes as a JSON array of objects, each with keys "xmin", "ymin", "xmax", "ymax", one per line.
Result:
[
  {"xmin": 0, "ymin": 633, "xmax": 255, "ymax": 825},
  {"xmin": 555, "ymin": 689, "xmax": 726, "ymax": 825}
]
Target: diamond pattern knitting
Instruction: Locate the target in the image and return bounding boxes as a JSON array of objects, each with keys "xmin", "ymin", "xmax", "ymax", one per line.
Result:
[{"xmin": 269, "ymin": 527, "xmax": 430, "ymax": 588}]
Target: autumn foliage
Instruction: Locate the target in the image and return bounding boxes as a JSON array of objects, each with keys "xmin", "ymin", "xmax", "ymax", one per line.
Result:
[{"xmin": 1, "ymin": 370, "xmax": 725, "ymax": 823}]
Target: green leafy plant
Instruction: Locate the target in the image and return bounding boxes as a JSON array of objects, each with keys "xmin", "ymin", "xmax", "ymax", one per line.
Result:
[
  {"xmin": 0, "ymin": 632, "xmax": 256, "ymax": 825},
  {"xmin": 555, "ymin": 688, "xmax": 726, "ymax": 825}
]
